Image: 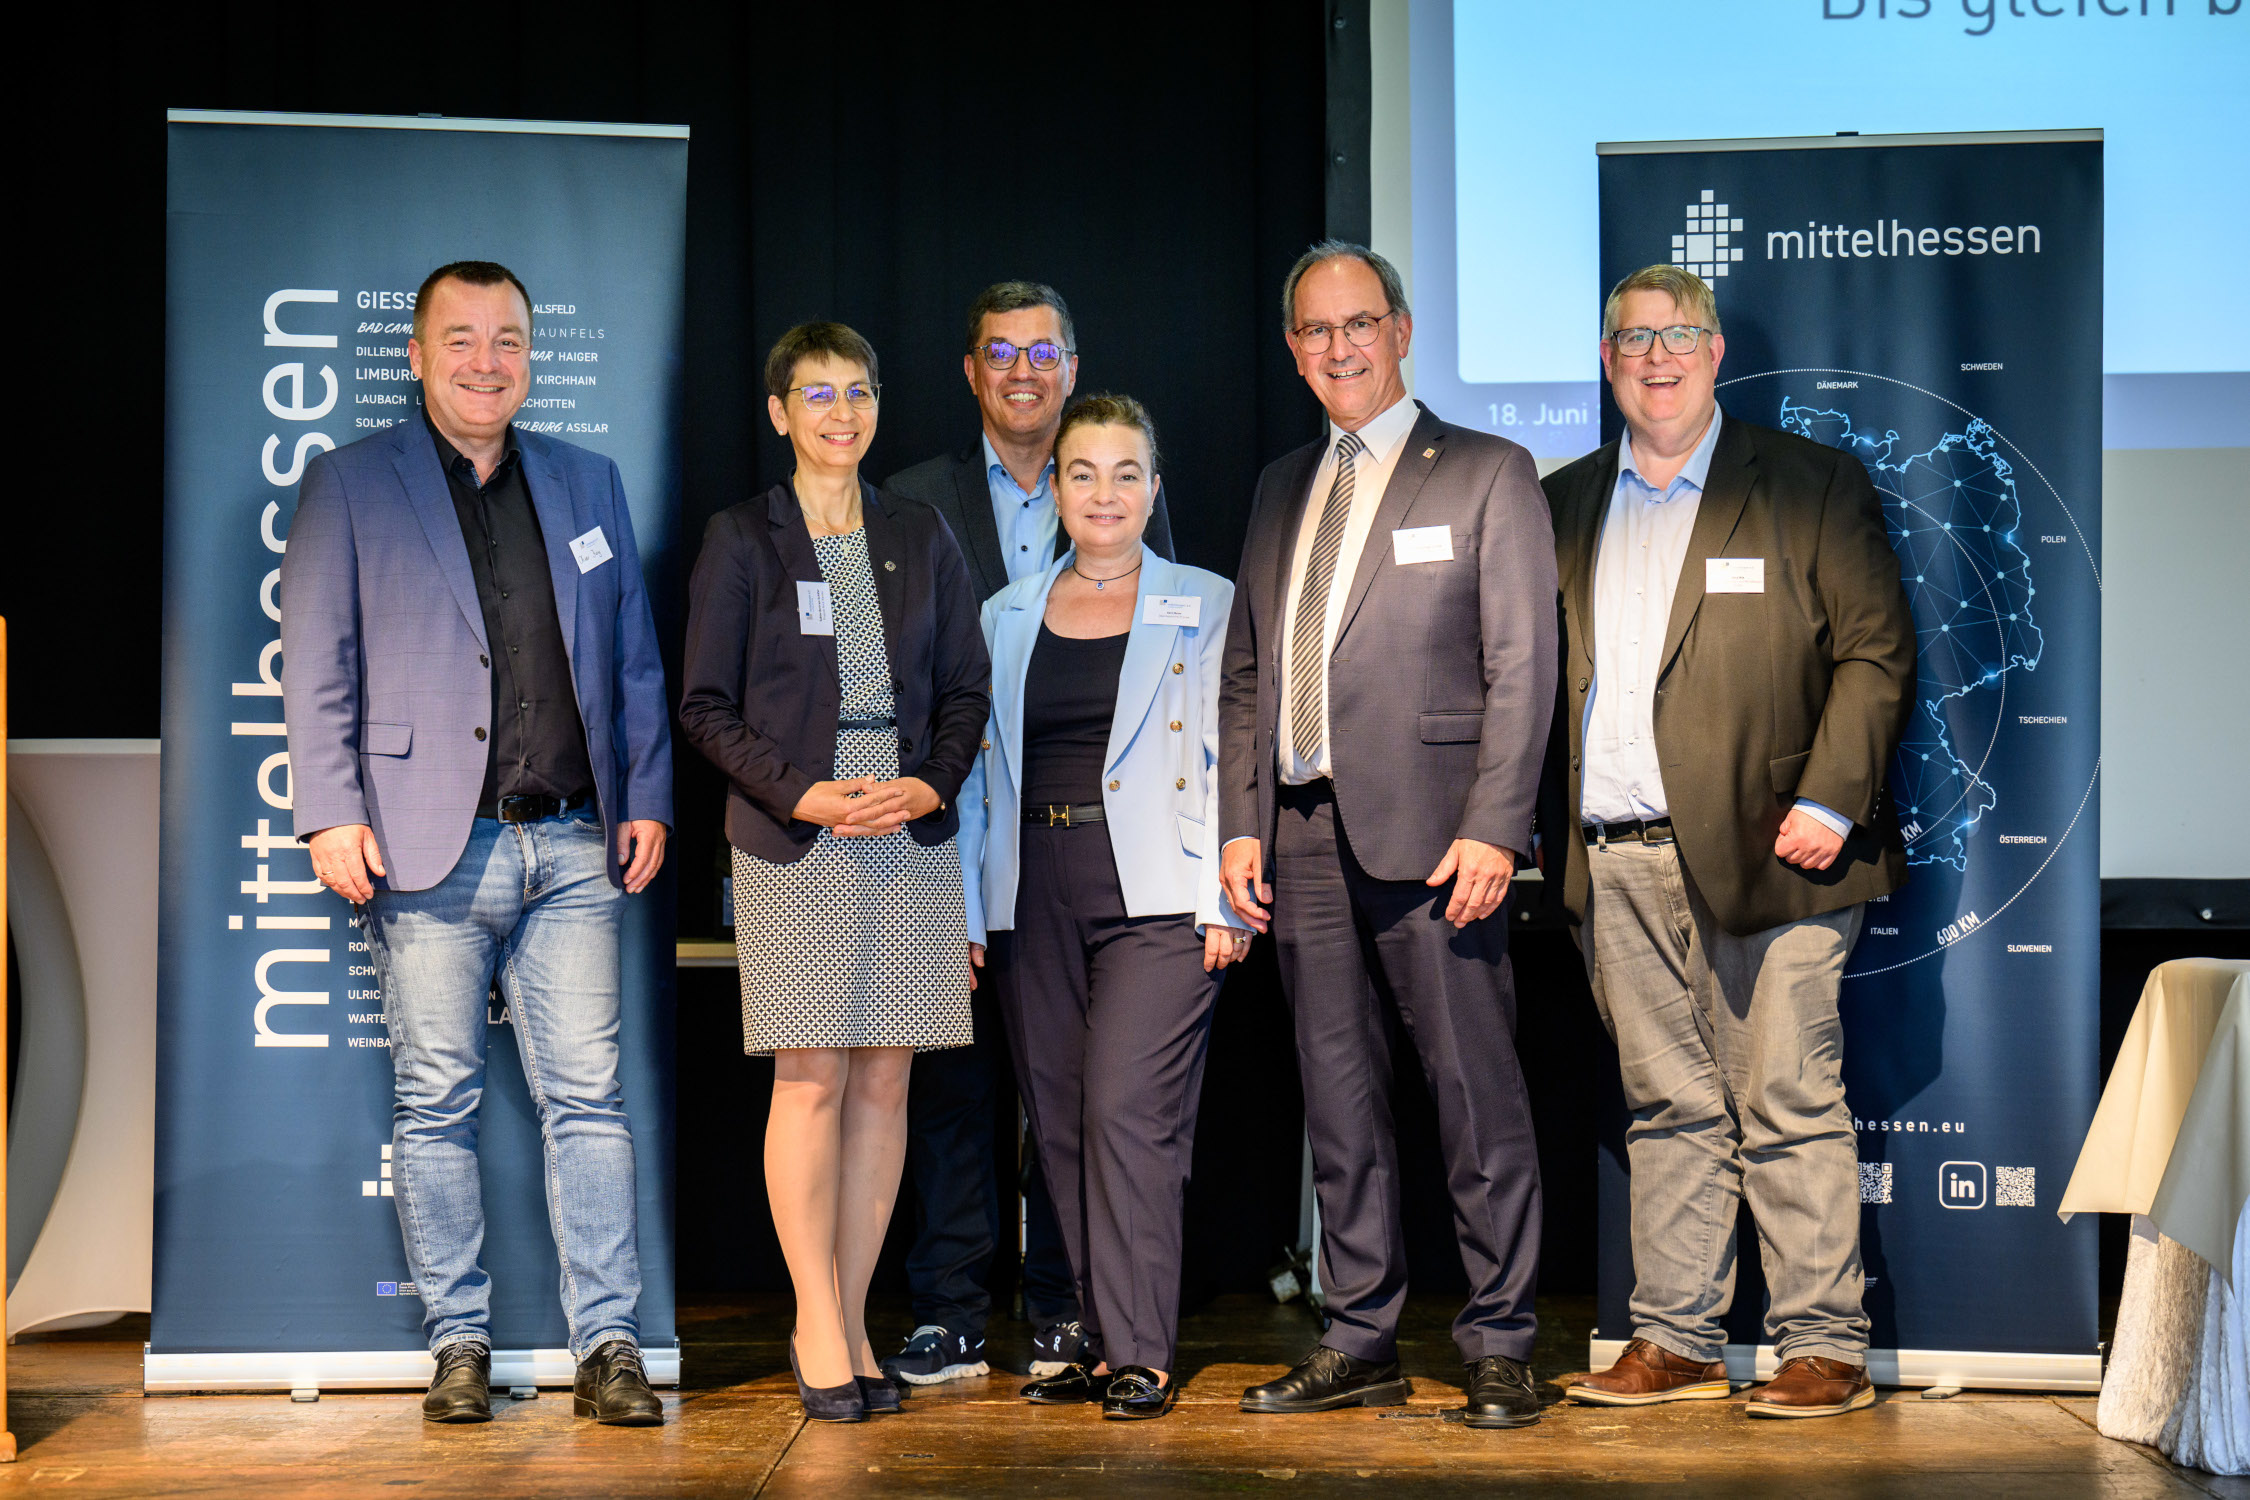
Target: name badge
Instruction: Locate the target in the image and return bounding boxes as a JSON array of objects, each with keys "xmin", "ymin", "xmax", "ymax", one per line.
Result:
[
  {"xmin": 1392, "ymin": 524, "xmax": 1454, "ymax": 565},
  {"xmin": 796, "ymin": 580, "xmax": 835, "ymax": 635},
  {"xmin": 1142, "ymin": 594, "xmax": 1201, "ymax": 627},
  {"xmin": 1705, "ymin": 557, "xmax": 1765, "ymax": 594},
  {"xmin": 569, "ymin": 526, "xmax": 614, "ymax": 574}
]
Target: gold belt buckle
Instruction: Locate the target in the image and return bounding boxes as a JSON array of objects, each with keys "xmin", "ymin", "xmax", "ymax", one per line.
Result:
[{"xmin": 1052, "ymin": 805, "xmax": 1072, "ymax": 827}]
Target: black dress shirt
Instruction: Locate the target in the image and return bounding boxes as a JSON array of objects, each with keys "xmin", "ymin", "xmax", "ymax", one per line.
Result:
[
  {"xmin": 1021, "ymin": 625, "xmax": 1127, "ymax": 807},
  {"xmin": 429, "ymin": 415, "xmax": 595, "ymax": 811}
]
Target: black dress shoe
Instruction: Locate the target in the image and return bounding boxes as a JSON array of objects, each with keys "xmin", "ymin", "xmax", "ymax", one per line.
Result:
[
  {"xmin": 856, "ymin": 1373, "xmax": 903, "ymax": 1414},
  {"xmin": 1239, "ymin": 1345, "xmax": 1410, "ymax": 1413},
  {"xmin": 1461, "ymin": 1354, "xmax": 1539, "ymax": 1428},
  {"xmin": 574, "ymin": 1338, "xmax": 663, "ymax": 1426},
  {"xmin": 1101, "ymin": 1366, "xmax": 1176, "ymax": 1421},
  {"xmin": 790, "ymin": 1334, "xmax": 867, "ymax": 1423},
  {"xmin": 1020, "ymin": 1363, "xmax": 1113, "ymax": 1404},
  {"xmin": 423, "ymin": 1341, "xmax": 492, "ymax": 1424}
]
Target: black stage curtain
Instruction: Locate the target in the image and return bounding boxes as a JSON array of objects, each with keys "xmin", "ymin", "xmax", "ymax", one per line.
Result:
[{"xmin": 8, "ymin": 1, "xmax": 1622, "ymax": 1309}]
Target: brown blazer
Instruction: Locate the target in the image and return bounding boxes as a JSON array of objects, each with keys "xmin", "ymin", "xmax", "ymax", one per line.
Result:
[{"xmin": 1539, "ymin": 411, "xmax": 1915, "ymax": 936}]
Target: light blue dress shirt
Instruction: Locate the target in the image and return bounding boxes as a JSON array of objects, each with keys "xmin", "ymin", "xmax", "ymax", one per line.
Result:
[
  {"xmin": 985, "ymin": 434, "xmax": 1059, "ymax": 585},
  {"xmin": 1580, "ymin": 410, "xmax": 1851, "ymax": 837}
]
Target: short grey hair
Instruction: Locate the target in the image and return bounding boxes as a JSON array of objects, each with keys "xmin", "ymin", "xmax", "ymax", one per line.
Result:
[
  {"xmin": 1280, "ymin": 241, "xmax": 1411, "ymax": 332},
  {"xmin": 1601, "ymin": 265, "xmax": 1720, "ymax": 338}
]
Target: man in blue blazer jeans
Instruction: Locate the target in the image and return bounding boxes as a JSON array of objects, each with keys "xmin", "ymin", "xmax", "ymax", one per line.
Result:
[{"xmin": 281, "ymin": 262, "xmax": 671, "ymax": 1428}]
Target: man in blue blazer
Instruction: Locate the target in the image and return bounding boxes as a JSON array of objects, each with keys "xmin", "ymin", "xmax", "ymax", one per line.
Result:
[{"xmin": 280, "ymin": 261, "xmax": 671, "ymax": 1428}]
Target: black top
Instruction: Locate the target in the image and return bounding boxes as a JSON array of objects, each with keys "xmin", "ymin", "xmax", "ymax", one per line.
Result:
[
  {"xmin": 429, "ymin": 414, "xmax": 595, "ymax": 811},
  {"xmin": 1021, "ymin": 624, "xmax": 1128, "ymax": 807}
]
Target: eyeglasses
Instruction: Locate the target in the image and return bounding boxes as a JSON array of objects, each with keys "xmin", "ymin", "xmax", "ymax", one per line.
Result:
[
  {"xmin": 1290, "ymin": 309, "xmax": 1397, "ymax": 354},
  {"xmin": 975, "ymin": 338, "xmax": 1072, "ymax": 372},
  {"xmin": 1608, "ymin": 325, "xmax": 1714, "ymax": 358},
  {"xmin": 790, "ymin": 382, "xmax": 879, "ymax": 410}
]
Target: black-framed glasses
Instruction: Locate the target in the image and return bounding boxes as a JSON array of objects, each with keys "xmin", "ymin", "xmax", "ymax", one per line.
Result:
[
  {"xmin": 1609, "ymin": 325, "xmax": 1714, "ymax": 358},
  {"xmin": 975, "ymin": 338, "xmax": 1072, "ymax": 372},
  {"xmin": 789, "ymin": 381, "xmax": 880, "ymax": 410},
  {"xmin": 1290, "ymin": 309, "xmax": 1397, "ymax": 354}
]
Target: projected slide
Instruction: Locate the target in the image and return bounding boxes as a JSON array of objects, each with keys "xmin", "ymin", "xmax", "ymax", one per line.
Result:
[{"xmin": 1405, "ymin": 0, "xmax": 2246, "ymax": 456}]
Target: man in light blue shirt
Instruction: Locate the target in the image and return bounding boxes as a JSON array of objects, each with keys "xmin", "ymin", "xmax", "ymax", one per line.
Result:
[{"xmin": 986, "ymin": 430, "xmax": 1060, "ymax": 587}]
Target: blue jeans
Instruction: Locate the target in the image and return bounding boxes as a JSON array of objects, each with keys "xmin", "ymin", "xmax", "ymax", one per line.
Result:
[{"xmin": 362, "ymin": 811, "xmax": 640, "ymax": 1358}]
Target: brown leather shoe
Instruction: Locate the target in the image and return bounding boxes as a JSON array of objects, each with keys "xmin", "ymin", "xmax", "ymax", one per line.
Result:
[
  {"xmin": 1743, "ymin": 1356, "xmax": 1875, "ymax": 1418},
  {"xmin": 1564, "ymin": 1339, "xmax": 1730, "ymax": 1406}
]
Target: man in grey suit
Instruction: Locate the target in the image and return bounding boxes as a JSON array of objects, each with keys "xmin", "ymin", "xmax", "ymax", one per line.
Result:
[
  {"xmin": 1218, "ymin": 243, "xmax": 1557, "ymax": 1429},
  {"xmin": 1545, "ymin": 265, "xmax": 1913, "ymax": 1419},
  {"xmin": 878, "ymin": 281, "xmax": 1174, "ymax": 1385},
  {"xmin": 282, "ymin": 260, "xmax": 671, "ymax": 1427}
]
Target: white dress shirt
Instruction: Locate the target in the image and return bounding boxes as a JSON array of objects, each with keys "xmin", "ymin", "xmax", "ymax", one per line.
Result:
[
  {"xmin": 1277, "ymin": 393, "xmax": 1420, "ymax": 784},
  {"xmin": 1581, "ymin": 408, "xmax": 1851, "ymax": 837}
]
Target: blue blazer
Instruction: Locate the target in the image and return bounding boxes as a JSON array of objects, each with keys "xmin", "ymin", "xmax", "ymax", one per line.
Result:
[
  {"xmin": 958, "ymin": 547, "xmax": 1241, "ymax": 944},
  {"xmin": 280, "ymin": 418, "xmax": 673, "ymax": 892}
]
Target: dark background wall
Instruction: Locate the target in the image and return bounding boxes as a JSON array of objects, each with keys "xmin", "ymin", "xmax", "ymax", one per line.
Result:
[{"xmin": 6, "ymin": 0, "xmax": 2232, "ymax": 1325}]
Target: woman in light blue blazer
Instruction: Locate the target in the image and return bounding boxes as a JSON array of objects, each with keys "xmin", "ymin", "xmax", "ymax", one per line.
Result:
[{"xmin": 958, "ymin": 394, "xmax": 1248, "ymax": 1420}]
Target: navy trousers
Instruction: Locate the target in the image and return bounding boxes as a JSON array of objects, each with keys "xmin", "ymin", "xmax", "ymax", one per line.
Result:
[
  {"xmin": 1271, "ymin": 779, "xmax": 1542, "ymax": 1364},
  {"xmin": 994, "ymin": 820, "xmax": 1222, "ymax": 1373}
]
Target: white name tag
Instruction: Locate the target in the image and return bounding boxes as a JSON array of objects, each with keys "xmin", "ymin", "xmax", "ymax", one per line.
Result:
[
  {"xmin": 796, "ymin": 580, "xmax": 835, "ymax": 635},
  {"xmin": 1142, "ymin": 594, "xmax": 1202, "ymax": 627},
  {"xmin": 1706, "ymin": 557, "xmax": 1765, "ymax": 593},
  {"xmin": 569, "ymin": 526, "xmax": 614, "ymax": 574},
  {"xmin": 1392, "ymin": 524, "xmax": 1454, "ymax": 565}
]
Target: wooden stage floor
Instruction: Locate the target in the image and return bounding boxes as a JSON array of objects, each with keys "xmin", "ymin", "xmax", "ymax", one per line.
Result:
[{"xmin": 3, "ymin": 1294, "xmax": 2237, "ymax": 1498}]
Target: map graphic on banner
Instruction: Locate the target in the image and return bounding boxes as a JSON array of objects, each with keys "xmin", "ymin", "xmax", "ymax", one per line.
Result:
[{"xmin": 1598, "ymin": 133, "xmax": 2103, "ymax": 1371}]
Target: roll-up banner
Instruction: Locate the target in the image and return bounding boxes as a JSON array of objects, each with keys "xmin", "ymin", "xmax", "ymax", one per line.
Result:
[
  {"xmin": 1594, "ymin": 131, "xmax": 2103, "ymax": 1390},
  {"xmin": 157, "ymin": 111, "xmax": 687, "ymax": 1391}
]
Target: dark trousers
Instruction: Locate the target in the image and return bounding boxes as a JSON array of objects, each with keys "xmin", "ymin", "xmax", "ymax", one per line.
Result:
[
  {"xmin": 905, "ymin": 988, "xmax": 1080, "ymax": 1333},
  {"xmin": 993, "ymin": 821, "xmax": 1222, "ymax": 1373},
  {"xmin": 1272, "ymin": 779, "xmax": 1542, "ymax": 1364}
]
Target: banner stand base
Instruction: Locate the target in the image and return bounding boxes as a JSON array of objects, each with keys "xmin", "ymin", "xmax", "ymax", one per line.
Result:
[
  {"xmin": 1588, "ymin": 1338, "xmax": 2098, "ymax": 1393},
  {"xmin": 143, "ymin": 1342, "xmax": 681, "ymax": 1395}
]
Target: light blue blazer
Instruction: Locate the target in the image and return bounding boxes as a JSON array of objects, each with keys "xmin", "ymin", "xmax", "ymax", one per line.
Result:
[{"xmin": 959, "ymin": 547, "xmax": 1241, "ymax": 945}]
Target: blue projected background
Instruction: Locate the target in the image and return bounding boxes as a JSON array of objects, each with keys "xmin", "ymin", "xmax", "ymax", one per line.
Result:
[{"xmin": 1406, "ymin": 0, "xmax": 2247, "ymax": 458}]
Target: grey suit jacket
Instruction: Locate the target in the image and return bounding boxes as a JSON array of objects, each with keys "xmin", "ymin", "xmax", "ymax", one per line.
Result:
[
  {"xmin": 888, "ymin": 438, "xmax": 1176, "ymax": 602},
  {"xmin": 1218, "ymin": 403, "xmax": 1559, "ymax": 884},
  {"xmin": 1538, "ymin": 410, "xmax": 1915, "ymax": 936}
]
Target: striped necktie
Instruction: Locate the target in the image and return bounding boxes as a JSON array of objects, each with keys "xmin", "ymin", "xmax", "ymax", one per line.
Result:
[{"xmin": 1287, "ymin": 431, "xmax": 1366, "ymax": 766}]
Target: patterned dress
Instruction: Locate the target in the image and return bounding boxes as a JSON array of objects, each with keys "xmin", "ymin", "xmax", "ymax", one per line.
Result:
[{"xmin": 732, "ymin": 526, "xmax": 973, "ymax": 1054}]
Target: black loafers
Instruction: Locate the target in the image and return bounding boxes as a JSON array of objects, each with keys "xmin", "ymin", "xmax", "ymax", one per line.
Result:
[
  {"xmin": 1240, "ymin": 1345, "xmax": 1410, "ymax": 1413},
  {"xmin": 1462, "ymin": 1354, "xmax": 1539, "ymax": 1428},
  {"xmin": 575, "ymin": 1338, "xmax": 664, "ymax": 1426},
  {"xmin": 1102, "ymin": 1366, "xmax": 1176, "ymax": 1420},
  {"xmin": 1021, "ymin": 1363, "xmax": 1113, "ymax": 1404},
  {"xmin": 423, "ymin": 1341, "xmax": 492, "ymax": 1424}
]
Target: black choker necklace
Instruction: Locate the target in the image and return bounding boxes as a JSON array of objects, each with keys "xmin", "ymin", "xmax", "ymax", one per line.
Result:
[{"xmin": 1071, "ymin": 557, "xmax": 1144, "ymax": 590}]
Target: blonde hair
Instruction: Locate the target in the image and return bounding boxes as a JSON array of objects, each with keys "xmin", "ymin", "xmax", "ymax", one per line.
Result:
[{"xmin": 1602, "ymin": 265, "xmax": 1720, "ymax": 338}]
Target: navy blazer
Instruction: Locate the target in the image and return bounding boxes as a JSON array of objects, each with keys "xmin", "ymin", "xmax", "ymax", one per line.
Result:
[
  {"xmin": 679, "ymin": 480, "xmax": 991, "ymax": 863},
  {"xmin": 279, "ymin": 417, "xmax": 673, "ymax": 892}
]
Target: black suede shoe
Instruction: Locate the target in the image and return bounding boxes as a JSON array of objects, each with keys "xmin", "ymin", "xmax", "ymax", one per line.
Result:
[
  {"xmin": 856, "ymin": 1374, "xmax": 903, "ymax": 1414},
  {"xmin": 1101, "ymin": 1366, "xmax": 1176, "ymax": 1421},
  {"xmin": 423, "ymin": 1342, "xmax": 491, "ymax": 1424},
  {"xmin": 1020, "ymin": 1363, "xmax": 1113, "ymax": 1404},
  {"xmin": 1462, "ymin": 1355, "xmax": 1539, "ymax": 1429},
  {"xmin": 790, "ymin": 1334, "xmax": 867, "ymax": 1423},
  {"xmin": 1239, "ymin": 1345, "xmax": 1410, "ymax": 1413},
  {"xmin": 573, "ymin": 1339, "xmax": 663, "ymax": 1426}
]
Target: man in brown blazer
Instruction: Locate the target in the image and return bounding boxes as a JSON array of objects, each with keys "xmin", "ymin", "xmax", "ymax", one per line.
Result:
[{"xmin": 1542, "ymin": 266, "xmax": 1913, "ymax": 1419}]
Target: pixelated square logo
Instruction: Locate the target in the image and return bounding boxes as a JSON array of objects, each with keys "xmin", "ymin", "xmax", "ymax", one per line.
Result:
[
  {"xmin": 1668, "ymin": 189, "xmax": 1747, "ymax": 281},
  {"xmin": 1995, "ymin": 1165, "xmax": 2036, "ymax": 1207},
  {"xmin": 1938, "ymin": 1160, "xmax": 1986, "ymax": 1210},
  {"xmin": 376, "ymin": 1281, "xmax": 400, "ymax": 1297},
  {"xmin": 1858, "ymin": 1161, "xmax": 1894, "ymax": 1205}
]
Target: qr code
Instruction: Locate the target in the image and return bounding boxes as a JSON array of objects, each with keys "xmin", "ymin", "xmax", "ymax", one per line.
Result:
[
  {"xmin": 1859, "ymin": 1162, "xmax": 1894, "ymax": 1205},
  {"xmin": 1995, "ymin": 1166, "xmax": 2036, "ymax": 1207}
]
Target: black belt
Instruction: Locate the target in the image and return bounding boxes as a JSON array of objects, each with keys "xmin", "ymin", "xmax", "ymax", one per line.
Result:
[
  {"xmin": 1024, "ymin": 802, "xmax": 1106, "ymax": 827},
  {"xmin": 482, "ymin": 792, "xmax": 592, "ymax": 823},
  {"xmin": 837, "ymin": 715, "xmax": 898, "ymax": 731},
  {"xmin": 1582, "ymin": 817, "xmax": 1673, "ymax": 845}
]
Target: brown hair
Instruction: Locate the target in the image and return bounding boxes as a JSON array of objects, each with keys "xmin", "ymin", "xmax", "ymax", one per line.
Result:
[
  {"xmin": 1055, "ymin": 392, "xmax": 1163, "ymax": 475},
  {"xmin": 411, "ymin": 260, "xmax": 532, "ymax": 345},
  {"xmin": 964, "ymin": 280, "xmax": 1075, "ymax": 354},
  {"xmin": 763, "ymin": 321, "xmax": 881, "ymax": 400}
]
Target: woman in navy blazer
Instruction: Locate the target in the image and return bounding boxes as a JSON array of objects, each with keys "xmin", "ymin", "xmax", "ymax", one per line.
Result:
[
  {"xmin": 957, "ymin": 395, "xmax": 1247, "ymax": 1420},
  {"xmin": 679, "ymin": 322, "xmax": 989, "ymax": 1423}
]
